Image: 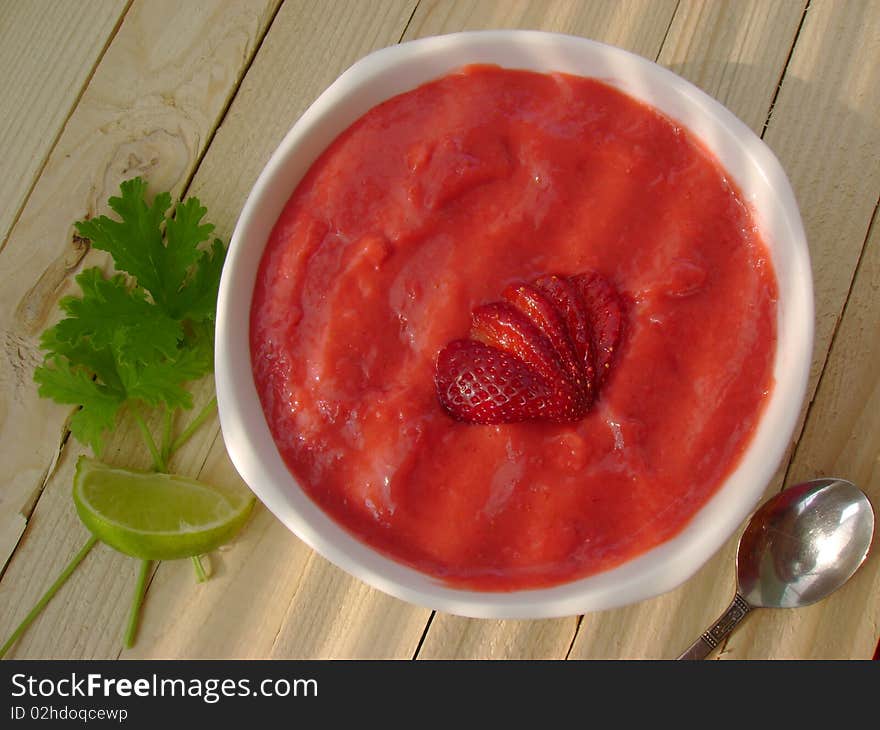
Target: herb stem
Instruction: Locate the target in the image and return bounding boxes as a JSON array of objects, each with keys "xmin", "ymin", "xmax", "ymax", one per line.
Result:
[
  {"xmin": 133, "ymin": 406, "xmax": 166, "ymax": 472},
  {"xmin": 161, "ymin": 406, "xmax": 173, "ymax": 464},
  {"xmin": 169, "ymin": 396, "xmax": 217, "ymax": 457},
  {"xmin": 124, "ymin": 559, "xmax": 151, "ymax": 649},
  {"xmin": 191, "ymin": 555, "xmax": 208, "ymax": 583},
  {"xmin": 0, "ymin": 535, "xmax": 99, "ymax": 659}
]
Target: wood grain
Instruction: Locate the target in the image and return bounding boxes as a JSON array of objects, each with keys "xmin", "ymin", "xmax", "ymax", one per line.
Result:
[
  {"xmin": 0, "ymin": 0, "xmax": 280, "ymax": 573},
  {"xmin": 406, "ymin": 0, "xmax": 681, "ymax": 660},
  {"xmin": 0, "ymin": 0, "xmax": 128, "ymax": 248},
  {"xmin": 2, "ymin": 0, "xmax": 877, "ymax": 661},
  {"xmin": 414, "ymin": 0, "xmax": 809, "ymax": 660},
  {"xmin": 403, "ymin": 0, "xmax": 678, "ymax": 53},
  {"xmin": 657, "ymin": 0, "xmax": 807, "ymax": 132},
  {"xmin": 572, "ymin": 0, "xmax": 880, "ymax": 660},
  {"xmin": 417, "ymin": 616, "xmax": 579, "ymax": 660},
  {"xmin": 722, "ymin": 211, "xmax": 880, "ymax": 659},
  {"xmin": 122, "ymin": 0, "xmax": 430, "ymax": 660},
  {"xmin": 721, "ymin": 2, "xmax": 880, "ymax": 658},
  {"xmin": 267, "ymin": 555, "xmax": 432, "ymax": 659},
  {"xmin": 0, "ymin": 0, "xmax": 280, "ymax": 658},
  {"xmin": 760, "ymin": 0, "xmax": 880, "ymax": 397}
]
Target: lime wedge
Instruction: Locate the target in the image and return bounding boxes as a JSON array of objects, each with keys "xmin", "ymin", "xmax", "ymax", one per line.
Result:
[{"xmin": 73, "ymin": 456, "xmax": 255, "ymax": 560}]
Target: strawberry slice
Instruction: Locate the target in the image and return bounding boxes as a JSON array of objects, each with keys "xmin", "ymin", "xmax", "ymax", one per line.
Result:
[
  {"xmin": 532, "ymin": 274, "xmax": 596, "ymax": 394},
  {"xmin": 572, "ymin": 272, "xmax": 625, "ymax": 385},
  {"xmin": 435, "ymin": 339, "xmax": 586, "ymax": 424},
  {"xmin": 434, "ymin": 271, "xmax": 626, "ymax": 425},
  {"xmin": 502, "ymin": 282, "xmax": 583, "ymax": 389},
  {"xmin": 470, "ymin": 301, "xmax": 566, "ymax": 387}
]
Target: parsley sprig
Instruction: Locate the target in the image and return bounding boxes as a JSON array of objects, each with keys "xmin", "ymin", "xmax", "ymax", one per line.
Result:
[
  {"xmin": 1, "ymin": 179, "xmax": 237, "ymax": 658},
  {"xmin": 34, "ymin": 178, "xmax": 225, "ymax": 467}
]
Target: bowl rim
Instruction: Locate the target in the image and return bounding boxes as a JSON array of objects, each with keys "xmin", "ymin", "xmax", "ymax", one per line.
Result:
[{"xmin": 215, "ymin": 29, "xmax": 814, "ymax": 618}]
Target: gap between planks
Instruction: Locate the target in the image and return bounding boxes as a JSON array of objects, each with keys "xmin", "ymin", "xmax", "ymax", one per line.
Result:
[
  {"xmin": 410, "ymin": 607, "xmax": 435, "ymax": 659},
  {"xmin": 0, "ymin": 0, "xmax": 286, "ymax": 656},
  {"xmin": 399, "ymin": 0, "xmax": 421, "ymax": 42},
  {"xmin": 15, "ymin": 0, "xmax": 847, "ymax": 659},
  {"xmin": 407, "ymin": 0, "xmax": 686, "ymax": 660},
  {"xmin": 104, "ymin": 0, "xmax": 423, "ymax": 661},
  {"xmin": 112, "ymin": 426, "xmax": 227, "ymax": 659},
  {"xmin": 654, "ymin": 0, "xmax": 682, "ymax": 62},
  {"xmin": 696, "ymin": 0, "xmax": 880, "ymax": 660},
  {"xmin": 784, "ymin": 191, "xmax": 880, "ymax": 481},
  {"xmin": 5, "ymin": 0, "xmax": 284, "ymax": 575},
  {"xmin": 760, "ymin": 0, "xmax": 812, "ymax": 138},
  {"xmin": 562, "ymin": 0, "xmax": 814, "ymax": 659},
  {"xmin": 393, "ymin": 0, "xmax": 438, "ymax": 661},
  {"xmin": 406, "ymin": 0, "xmax": 737, "ymax": 661},
  {"xmin": 175, "ymin": 0, "xmax": 286, "ymax": 202},
  {"xmin": 563, "ymin": 615, "xmax": 584, "ymax": 659},
  {"xmin": 0, "ymin": 0, "xmax": 135, "ymax": 256}
]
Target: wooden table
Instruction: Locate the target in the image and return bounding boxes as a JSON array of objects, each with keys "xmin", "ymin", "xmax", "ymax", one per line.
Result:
[{"xmin": 1, "ymin": 0, "xmax": 877, "ymax": 661}]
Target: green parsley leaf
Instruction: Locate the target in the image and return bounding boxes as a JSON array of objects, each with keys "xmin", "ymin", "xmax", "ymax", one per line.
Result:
[
  {"xmin": 36, "ymin": 177, "xmax": 227, "ymax": 454},
  {"xmin": 75, "ymin": 178, "xmax": 172, "ymax": 304},
  {"xmin": 169, "ymin": 238, "xmax": 227, "ymax": 323},
  {"xmin": 52, "ymin": 268, "xmax": 182, "ymax": 364},
  {"xmin": 39, "ymin": 327, "xmax": 124, "ymax": 393},
  {"xmin": 34, "ymin": 357, "xmax": 125, "ymax": 454},
  {"xmin": 162, "ymin": 197, "xmax": 215, "ymax": 314},
  {"xmin": 75, "ymin": 178, "xmax": 218, "ymax": 320},
  {"xmin": 117, "ymin": 345, "xmax": 214, "ymax": 411},
  {"xmin": 11, "ymin": 177, "xmax": 240, "ymax": 658}
]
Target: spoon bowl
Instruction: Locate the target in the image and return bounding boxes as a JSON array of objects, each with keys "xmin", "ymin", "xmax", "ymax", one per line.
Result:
[{"xmin": 678, "ymin": 477, "xmax": 874, "ymax": 659}]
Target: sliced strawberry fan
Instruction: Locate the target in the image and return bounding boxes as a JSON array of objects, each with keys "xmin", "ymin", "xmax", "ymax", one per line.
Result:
[{"xmin": 435, "ymin": 272, "xmax": 627, "ymax": 424}]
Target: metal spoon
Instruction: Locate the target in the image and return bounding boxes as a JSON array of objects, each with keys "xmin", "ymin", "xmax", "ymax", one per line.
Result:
[{"xmin": 678, "ymin": 477, "xmax": 874, "ymax": 659}]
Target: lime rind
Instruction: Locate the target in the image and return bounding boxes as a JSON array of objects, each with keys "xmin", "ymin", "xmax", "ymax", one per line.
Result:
[{"xmin": 73, "ymin": 456, "xmax": 255, "ymax": 561}]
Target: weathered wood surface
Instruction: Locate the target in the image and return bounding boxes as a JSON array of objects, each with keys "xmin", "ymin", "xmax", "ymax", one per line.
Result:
[
  {"xmin": 0, "ymin": 0, "xmax": 281, "ymax": 658},
  {"xmin": 1, "ymin": 0, "xmax": 876, "ymax": 660},
  {"xmin": 0, "ymin": 0, "xmax": 129, "ymax": 247}
]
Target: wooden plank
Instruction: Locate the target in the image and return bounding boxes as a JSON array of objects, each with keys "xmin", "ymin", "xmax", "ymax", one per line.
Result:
[
  {"xmin": 0, "ymin": 0, "xmax": 280, "ymax": 570},
  {"xmin": 412, "ymin": 0, "xmax": 807, "ymax": 660},
  {"xmin": 267, "ymin": 556, "xmax": 433, "ymax": 658},
  {"xmin": 0, "ymin": 0, "xmax": 128, "ymax": 564},
  {"xmin": 721, "ymin": 213, "xmax": 880, "ymax": 660},
  {"xmin": 715, "ymin": 0, "xmax": 880, "ymax": 658},
  {"xmin": 656, "ymin": 0, "xmax": 806, "ymax": 132},
  {"xmin": 4, "ymin": 0, "xmax": 874, "ymax": 662},
  {"xmin": 403, "ymin": 0, "xmax": 678, "ymax": 53},
  {"xmin": 0, "ymin": 0, "xmax": 128, "ymax": 248},
  {"xmin": 572, "ymin": 0, "xmax": 880, "ymax": 660},
  {"xmin": 761, "ymin": 0, "xmax": 880, "ymax": 397},
  {"xmin": 121, "ymin": 0, "xmax": 430, "ymax": 660},
  {"xmin": 115, "ymin": 443, "xmax": 315, "ymax": 659},
  {"xmin": 417, "ymin": 616, "xmax": 578, "ymax": 660},
  {"xmin": 0, "ymin": 0, "xmax": 280, "ymax": 659},
  {"xmin": 407, "ymin": 0, "xmax": 680, "ymax": 661}
]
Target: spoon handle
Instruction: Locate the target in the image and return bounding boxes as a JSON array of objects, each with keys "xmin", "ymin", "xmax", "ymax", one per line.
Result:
[{"xmin": 677, "ymin": 592, "xmax": 753, "ymax": 660}]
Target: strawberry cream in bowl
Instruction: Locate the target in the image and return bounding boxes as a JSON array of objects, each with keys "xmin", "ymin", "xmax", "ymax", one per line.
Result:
[{"xmin": 216, "ymin": 32, "xmax": 813, "ymax": 617}]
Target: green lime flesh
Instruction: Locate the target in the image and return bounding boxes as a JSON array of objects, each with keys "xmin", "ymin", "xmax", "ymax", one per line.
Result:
[{"xmin": 73, "ymin": 456, "xmax": 254, "ymax": 560}]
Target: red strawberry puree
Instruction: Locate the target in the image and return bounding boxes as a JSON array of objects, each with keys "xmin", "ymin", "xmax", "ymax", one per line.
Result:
[{"xmin": 250, "ymin": 65, "xmax": 778, "ymax": 590}]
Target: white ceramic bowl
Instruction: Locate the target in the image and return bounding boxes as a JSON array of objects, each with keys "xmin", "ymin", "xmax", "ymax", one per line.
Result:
[{"xmin": 215, "ymin": 31, "xmax": 813, "ymax": 618}]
